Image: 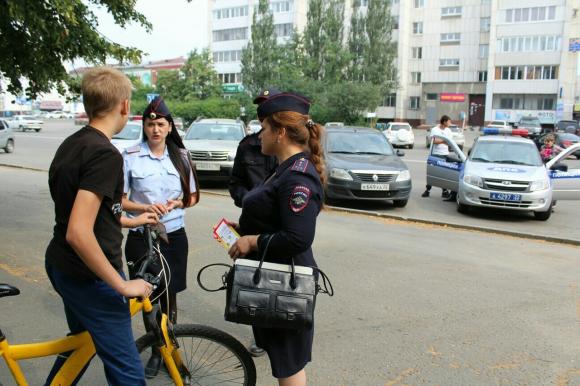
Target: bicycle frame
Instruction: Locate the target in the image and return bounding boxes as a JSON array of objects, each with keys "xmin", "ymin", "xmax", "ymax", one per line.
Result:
[{"xmin": 1, "ymin": 297, "xmax": 187, "ymax": 386}]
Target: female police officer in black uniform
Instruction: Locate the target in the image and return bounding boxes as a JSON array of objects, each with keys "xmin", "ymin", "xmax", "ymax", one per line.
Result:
[{"xmin": 228, "ymin": 92, "xmax": 325, "ymax": 386}]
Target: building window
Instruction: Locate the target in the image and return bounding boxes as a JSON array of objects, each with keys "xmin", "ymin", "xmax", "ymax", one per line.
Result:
[
  {"xmin": 274, "ymin": 23, "xmax": 293, "ymax": 38},
  {"xmin": 219, "ymin": 73, "xmax": 242, "ymax": 83},
  {"xmin": 441, "ymin": 6, "xmax": 462, "ymax": 17},
  {"xmin": 479, "ymin": 44, "xmax": 489, "ymax": 58},
  {"xmin": 439, "ymin": 58, "xmax": 460, "ymax": 68},
  {"xmin": 213, "ymin": 27, "xmax": 248, "ymax": 42},
  {"xmin": 478, "ymin": 71, "xmax": 488, "ymax": 82},
  {"xmin": 506, "ymin": 6, "xmax": 557, "ymax": 23},
  {"xmin": 213, "ymin": 50, "xmax": 243, "ymax": 63},
  {"xmin": 353, "ymin": 0, "xmax": 368, "ymax": 6},
  {"xmin": 213, "ymin": 6, "xmax": 249, "ymax": 20},
  {"xmin": 480, "ymin": 17, "xmax": 491, "ymax": 32},
  {"xmin": 499, "ymin": 97, "xmax": 522, "ymax": 109},
  {"xmin": 413, "ymin": 22, "xmax": 423, "ymax": 34},
  {"xmin": 496, "ymin": 35, "xmax": 561, "ymax": 53},
  {"xmin": 538, "ymin": 97, "xmax": 555, "ymax": 110},
  {"xmin": 409, "ymin": 97, "xmax": 421, "ymax": 110},
  {"xmin": 440, "ymin": 32, "xmax": 461, "ymax": 44},
  {"xmin": 412, "ymin": 47, "xmax": 423, "ymax": 59},
  {"xmin": 411, "ymin": 72, "xmax": 421, "ymax": 84},
  {"xmin": 426, "ymin": 93, "xmax": 438, "ymax": 101},
  {"xmin": 382, "ymin": 93, "xmax": 396, "ymax": 107},
  {"xmin": 270, "ymin": 1, "xmax": 294, "ymax": 13},
  {"xmin": 414, "ymin": 0, "xmax": 424, "ymax": 8},
  {"xmin": 495, "ymin": 65, "xmax": 558, "ymax": 80}
]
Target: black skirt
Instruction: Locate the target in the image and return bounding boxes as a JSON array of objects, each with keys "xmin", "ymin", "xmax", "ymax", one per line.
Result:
[
  {"xmin": 253, "ymin": 325, "xmax": 314, "ymax": 378},
  {"xmin": 124, "ymin": 227, "xmax": 189, "ymax": 293}
]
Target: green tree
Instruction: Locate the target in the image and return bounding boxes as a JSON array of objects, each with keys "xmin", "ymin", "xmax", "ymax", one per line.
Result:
[
  {"xmin": 240, "ymin": 0, "xmax": 278, "ymax": 95},
  {"xmin": 0, "ymin": 0, "xmax": 152, "ymax": 97},
  {"xmin": 302, "ymin": 0, "xmax": 325, "ymax": 80},
  {"xmin": 321, "ymin": 0, "xmax": 348, "ymax": 82},
  {"xmin": 346, "ymin": 7, "xmax": 368, "ymax": 82},
  {"xmin": 364, "ymin": 0, "xmax": 397, "ymax": 89}
]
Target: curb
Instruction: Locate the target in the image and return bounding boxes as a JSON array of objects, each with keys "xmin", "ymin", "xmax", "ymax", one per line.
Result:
[{"xmin": 2, "ymin": 163, "xmax": 578, "ymax": 246}]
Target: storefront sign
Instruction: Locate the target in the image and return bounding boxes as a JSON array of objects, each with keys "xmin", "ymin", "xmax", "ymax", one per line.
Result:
[
  {"xmin": 440, "ymin": 93, "xmax": 465, "ymax": 102},
  {"xmin": 222, "ymin": 84, "xmax": 244, "ymax": 93},
  {"xmin": 493, "ymin": 109, "xmax": 555, "ymax": 124}
]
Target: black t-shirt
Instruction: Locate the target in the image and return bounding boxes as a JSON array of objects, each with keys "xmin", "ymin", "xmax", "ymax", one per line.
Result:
[{"xmin": 45, "ymin": 126, "xmax": 124, "ymax": 280}]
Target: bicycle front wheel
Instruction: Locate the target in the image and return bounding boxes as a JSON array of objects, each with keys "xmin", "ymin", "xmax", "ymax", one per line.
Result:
[{"xmin": 135, "ymin": 323, "xmax": 256, "ymax": 386}]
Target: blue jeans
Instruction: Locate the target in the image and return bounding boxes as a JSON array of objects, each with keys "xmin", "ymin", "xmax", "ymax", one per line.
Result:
[{"xmin": 45, "ymin": 262, "xmax": 145, "ymax": 386}]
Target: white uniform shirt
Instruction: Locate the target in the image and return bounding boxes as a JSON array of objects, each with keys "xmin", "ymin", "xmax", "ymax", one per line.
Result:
[
  {"xmin": 430, "ymin": 125, "xmax": 452, "ymax": 156},
  {"xmin": 123, "ymin": 142, "xmax": 196, "ymax": 233}
]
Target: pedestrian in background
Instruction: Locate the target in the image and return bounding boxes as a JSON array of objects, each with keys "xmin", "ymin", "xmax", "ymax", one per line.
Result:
[
  {"xmin": 122, "ymin": 97, "xmax": 199, "ymax": 377},
  {"xmin": 227, "ymin": 92, "xmax": 325, "ymax": 386},
  {"xmin": 422, "ymin": 115, "xmax": 453, "ymax": 200}
]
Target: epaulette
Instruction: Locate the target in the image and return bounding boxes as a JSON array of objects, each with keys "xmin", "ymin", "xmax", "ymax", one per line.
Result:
[
  {"xmin": 125, "ymin": 144, "xmax": 141, "ymax": 154},
  {"xmin": 290, "ymin": 157, "xmax": 309, "ymax": 173}
]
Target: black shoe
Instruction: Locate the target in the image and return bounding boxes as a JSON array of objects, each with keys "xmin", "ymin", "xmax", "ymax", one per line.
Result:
[
  {"xmin": 441, "ymin": 189, "xmax": 450, "ymax": 198},
  {"xmin": 443, "ymin": 193, "xmax": 457, "ymax": 202},
  {"xmin": 247, "ymin": 343, "xmax": 266, "ymax": 357},
  {"xmin": 145, "ymin": 350, "xmax": 162, "ymax": 379},
  {"xmin": 421, "ymin": 190, "xmax": 430, "ymax": 198}
]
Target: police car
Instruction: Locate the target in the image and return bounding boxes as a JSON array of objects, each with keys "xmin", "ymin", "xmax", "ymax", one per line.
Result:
[{"xmin": 427, "ymin": 128, "xmax": 580, "ymax": 221}]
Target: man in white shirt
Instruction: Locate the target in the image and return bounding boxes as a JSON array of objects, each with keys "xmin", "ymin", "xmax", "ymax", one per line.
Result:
[{"xmin": 422, "ymin": 115, "xmax": 454, "ymax": 199}]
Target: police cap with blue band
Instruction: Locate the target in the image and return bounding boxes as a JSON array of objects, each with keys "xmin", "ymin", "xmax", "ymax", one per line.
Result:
[{"xmin": 257, "ymin": 92, "xmax": 311, "ymax": 120}]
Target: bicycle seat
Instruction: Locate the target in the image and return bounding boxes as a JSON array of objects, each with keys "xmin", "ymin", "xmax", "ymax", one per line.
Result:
[{"xmin": 0, "ymin": 284, "xmax": 20, "ymax": 298}]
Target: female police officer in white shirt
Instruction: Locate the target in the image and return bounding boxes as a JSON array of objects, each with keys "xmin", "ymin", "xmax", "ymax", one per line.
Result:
[{"xmin": 122, "ymin": 97, "xmax": 198, "ymax": 377}]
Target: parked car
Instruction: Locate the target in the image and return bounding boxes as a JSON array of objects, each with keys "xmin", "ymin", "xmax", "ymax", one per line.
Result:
[
  {"xmin": 515, "ymin": 116, "xmax": 542, "ymax": 137},
  {"xmin": 45, "ymin": 111, "xmax": 72, "ymax": 119},
  {"xmin": 173, "ymin": 117, "xmax": 184, "ymax": 131},
  {"xmin": 426, "ymin": 124, "xmax": 465, "ymax": 149},
  {"xmin": 111, "ymin": 122, "xmax": 143, "ymax": 153},
  {"xmin": 324, "ymin": 126, "xmax": 411, "ymax": 206},
  {"xmin": 7, "ymin": 115, "xmax": 43, "ymax": 132},
  {"xmin": 555, "ymin": 120, "xmax": 579, "ymax": 135},
  {"xmin": 486, "ymin": 120, "xmax": 510, "ymax": 130},
  {"xmin": 427, "ymin": 131, "xmax": 580, "ymax": 221},
  {"xmin": 74, "ymin": 112, "xmax": 89, "ymax": 126},
  {"xmin": 534, "ymin": 132, "xmax": 580, "ymax": 159},
  {"xmin": 247, "ymin": 120, "xmax": 262, "ymax": 134},
  {"xmin": 0, "ymin": 119, "xmax": 15, "ymax": 153},
  {"xmin": 325, "ymin": 122, "xmax": 344, "ymax": 127},
  {"xmin": 380, "ymin": 122, "xmax": 415, "ymax": 149},
  {"xmin": 182, "ymin": 119, "xmax": 246, "ymax": 182}
]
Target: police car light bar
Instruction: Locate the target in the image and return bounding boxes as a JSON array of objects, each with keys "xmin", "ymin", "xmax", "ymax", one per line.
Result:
[{"xmin": 482, "ymin": 127, "xmax": 529, "ymax": 136}]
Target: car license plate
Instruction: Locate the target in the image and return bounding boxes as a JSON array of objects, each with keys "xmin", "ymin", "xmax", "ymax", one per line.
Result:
[
  {"xmin": 195, "ymin": 161, "xmax": 220, "ymax": 171},
  {"xmin": 361, "ymin": 183, "xmax": 389, "ymax": 191},
  {"xmin": 490, "ymin": 192, "xmax": 522, "ymax": 202}
]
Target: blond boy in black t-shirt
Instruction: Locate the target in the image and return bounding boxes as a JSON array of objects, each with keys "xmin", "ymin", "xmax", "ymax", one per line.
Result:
[{"xmin": 45, "ymin": 67, "xmax": 157, "ymax": 385}]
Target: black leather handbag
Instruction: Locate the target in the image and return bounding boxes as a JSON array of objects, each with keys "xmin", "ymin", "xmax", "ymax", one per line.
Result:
[{"xmin": 198, "ymin": 235, "xmax": 333, "ymax": 330}]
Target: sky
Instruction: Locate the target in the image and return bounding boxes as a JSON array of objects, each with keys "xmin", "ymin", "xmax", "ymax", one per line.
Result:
[{"xmin": 91, "ymin": 0, "xmax": 209, "ymax": 62}]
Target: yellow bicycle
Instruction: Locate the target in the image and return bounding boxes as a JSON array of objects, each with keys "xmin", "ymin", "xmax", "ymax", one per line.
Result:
[{"xmin": 0, "ymin": 226, "xmax": 256, "ymax": 386}]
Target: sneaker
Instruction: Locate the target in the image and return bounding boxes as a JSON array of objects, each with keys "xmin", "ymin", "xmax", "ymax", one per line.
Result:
[
  {"xmin": 443, "ymin": 193, "xmax": 457, "ymax": 202},
  {"xmin": 247, "ymin": 343, "xmax": 266, "ymax": 357},
  {"xmin": 421, "ymin": 190, "xmax": 430, "ymax": 198},
  {"xmin": 441, "ymin": 189, "xmax": 450, "ymax": 198},
  {"xmin": 144, "ymin": 349, "xmax": 162, "ymax": 379}
]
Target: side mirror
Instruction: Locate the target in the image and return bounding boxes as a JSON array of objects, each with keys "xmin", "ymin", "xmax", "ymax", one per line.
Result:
[
  {"xmin": 550, "ymin": 163, "xmax": 568, "ymax": 172},
  {"xmin": 396, "ymin": 149, "xmax": 405, "ymax": 157}
]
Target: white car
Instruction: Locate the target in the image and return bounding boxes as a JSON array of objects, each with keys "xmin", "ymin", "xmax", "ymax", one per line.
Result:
[
  {"xmin": 247, "ymin": 120, "xmax": 262, "ymax": 134},
  {"xmin": 111, "ymin": 122, "xmax": 143, "ymax": 153},
  {"xmin": 381, "ymin": 122, "xmax": 415, "ymax": 149},
  {"xmin": 487, "ymin": 120, "xmax": 510, "ymax": 129},
  {"xmin": 427, "ymin": 131, "xmax": 580, "ymax": 221},
  {"xmin": 182, "ymin": 119, "xmax": 246, "ymax": 182},
  {"xmin": 7, "ymin": 115, "xmax": 43, "ymax": 132},
  {"xmin": 426, "ymin": 125, "xmax": 465, "ymax": 149}
]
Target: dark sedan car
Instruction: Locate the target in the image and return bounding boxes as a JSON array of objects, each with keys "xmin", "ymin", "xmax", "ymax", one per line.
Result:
[
  {"xmin": 534, "ymin": 132, "xmax": 580, "ymax": 159},
  {"xmin": 324, "ymin": 127, "xmax": 412, "ymax": 206}
]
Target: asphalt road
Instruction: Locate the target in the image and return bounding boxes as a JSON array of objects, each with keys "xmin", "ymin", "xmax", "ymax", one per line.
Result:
[
  {"xmin": 2, "ymin": 120, "xmax": 579, "ymax": 243},
  {"xmin": 0, "ymin": 167, "xmax": 579, "ymax": 385}
]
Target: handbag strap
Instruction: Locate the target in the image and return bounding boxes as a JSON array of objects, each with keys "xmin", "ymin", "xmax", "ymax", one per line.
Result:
[
  {"xmin": 254, "ymin": 234, "xmax": 298, "ymax": 289},
  {"xmin": 313, "ymin": 267, "xmax": 334, "ymax": 297},
  {"xmin": 196, "ymin": 263, "xmax": 231, "ymax": 292}
]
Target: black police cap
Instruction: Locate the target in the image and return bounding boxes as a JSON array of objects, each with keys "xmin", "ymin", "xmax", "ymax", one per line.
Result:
[
  {"xmin": 257, "ymin": 92, "xmax": 311, "ymax": 120},
  {"xmin": 143, "ymin": 97, "xmax": 172, "ymax": 121},
  {"xmin": 253, "ymin": 87, "xmax": 282, "ymax": 104}
]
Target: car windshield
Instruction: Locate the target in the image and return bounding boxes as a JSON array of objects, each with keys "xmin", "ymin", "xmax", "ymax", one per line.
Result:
[
  {"xmin": 185, "ymin": 123, "xmax": 244, "ymax": 141},
  {"xmin": 326, "ymin": 131, "xmax": 394, "ymax": 156},
  {"xmin": 389, "ymin": 124, "xmax": 410, "ymax": 131},
  {"xmin": 557, "ymin": 121, "xmax": 579, "ymax": 129},
  {"xmin": 24, "ymin": 117, "xmax": 37, "ymax": 121},
  {"xmin": 113, "ymin": 123, "xmax": 142, "ymax": 140},
  {"xmin": 559, "ymin": 133, "xmax": 580, "ymax": 141},
  {"xmin": 470, "ymin": 141, "xmax": 542, "ymax": 166}
]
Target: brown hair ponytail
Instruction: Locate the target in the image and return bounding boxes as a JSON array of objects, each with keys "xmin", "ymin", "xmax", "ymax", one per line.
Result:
[{"xmin": 265, "ymin": 112, "xmax": 326, "ymax": 185}]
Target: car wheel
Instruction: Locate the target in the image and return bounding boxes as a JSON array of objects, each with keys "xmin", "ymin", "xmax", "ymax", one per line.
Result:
[
  {"xmin": 408, "ymin": 144, "xmax": 414, "ymax": 149},
  {"xmin": 533, "ymin": 206, "xmax": 552, "ymax": 221},
  {"xmin": 19, "ymin": 125, "xmax": 24, "ymax": 132},
  {"xmin": 457, "ymin": 201, "xmax": 470, "ymax": 214},
  {"xmin": 392, "ymin": 199, "xmax": 408, "ymax": 208},
  {"xmin": 425, "ymin": 139, "xmax": 430, "ymax": 148},
  {"xmin": 35, "ymin": 128, "xmax": 41, "ymax": 132},
  {"xmin": 4, "ymin": 139, "xmax": 14, "ymax": 153}
]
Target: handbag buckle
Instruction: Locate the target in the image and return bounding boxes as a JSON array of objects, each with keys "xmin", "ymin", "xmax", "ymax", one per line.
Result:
[
  {"xmin": 287, "ymin": 313, "xmax": 295, "ymax": 321},
  {"xmin": 249, "ymin": 308, "xmax": 257, "ymax": 317}
]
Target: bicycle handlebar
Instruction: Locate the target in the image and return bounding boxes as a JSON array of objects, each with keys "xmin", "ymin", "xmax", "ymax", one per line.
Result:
[{"xmin": 134, "ymin": 225, "xmax": 161, "ymax": 289}]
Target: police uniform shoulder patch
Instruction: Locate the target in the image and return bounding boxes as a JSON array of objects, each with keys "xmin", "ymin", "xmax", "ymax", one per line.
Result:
[
  {"xmin": 290, "ymin": 157, "xmax": 309, "ymax": 173},
  {"xmin": 126, "ymin": 144, "xmax": 141, "ymax": 154},
  {"xmin": 289, "ymin": 185, "xmax": 311, "ymax": 213}
]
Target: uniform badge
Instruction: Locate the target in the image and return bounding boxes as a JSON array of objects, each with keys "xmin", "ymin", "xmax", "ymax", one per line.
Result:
[
  {"xmin": 289, "ymin": 185, "xmax": 311, "ymax": 213},
  {"xmin": 264, "ymin": 90, "xmax": 269, "ymax": 96},
  {"xmin": 291, "ymin": 158, "xmax": 309, "ymax": 173},
  {"xmin": 149, "ymin": 112, "xmax": 157, "ymax": 119}
]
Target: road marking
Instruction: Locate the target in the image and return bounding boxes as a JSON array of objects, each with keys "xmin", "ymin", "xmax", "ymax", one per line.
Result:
[{"xmin": 0, "ymin": 261, "xmax": 47, "ymax": 284}]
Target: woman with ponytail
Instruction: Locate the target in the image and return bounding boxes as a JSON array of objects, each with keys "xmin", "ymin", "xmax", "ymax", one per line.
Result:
[
  {"xmin": 121, "ymin": 97, "xmax": 199, "ymax": 377},
  {"xmin": 227, "ymin": 92, "xmax": 325, "ymax": 386}
]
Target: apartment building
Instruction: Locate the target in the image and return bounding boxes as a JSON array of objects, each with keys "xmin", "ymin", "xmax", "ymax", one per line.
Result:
[
  {"xmin": 208, "ymin": 0, "xmax": 580, "ymax": 126},
  {"xmin": 209, "ymin": 0, "xmax": 308, "ymax": 92}
]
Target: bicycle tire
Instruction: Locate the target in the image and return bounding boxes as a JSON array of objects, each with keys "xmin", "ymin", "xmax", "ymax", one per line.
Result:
[{"xmin": 135, "ymin": 323, "xmax": 256, "ymax": 386}]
